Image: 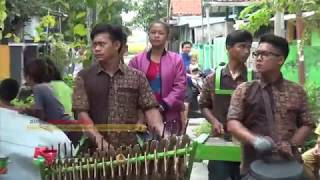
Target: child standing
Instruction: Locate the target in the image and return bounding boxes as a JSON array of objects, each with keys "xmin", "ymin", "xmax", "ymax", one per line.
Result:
[{"xmin": 188, "ymin": 53, "xmax": 203, "ymax": 88}]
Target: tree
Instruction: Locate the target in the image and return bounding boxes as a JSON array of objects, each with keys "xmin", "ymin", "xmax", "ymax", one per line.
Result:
[
  {"xmin": 1, "ymin": 0, "xmax": 52, "ymax": 42},
  {"xmin": 1, "ymin": 0, "xmax": 130, "ymax": 72},
  {"xmin": 32, "ymin": 0, "xmax": 132, "ymax": 72},
  {"xmin": 0, "ymin": 0, "xmax": 6, "ymax": 40},
  {"xmin": 2, "ymin": 0, "xmax": 130, "ymax": 43},
  {"xmin": 239, "ymin": 0, "xmax": 320, "ymax": 85},
  {"xmin": 239, "ymin": 0, "xmax": 320, "ymax": 34},
  {"xmin": 129, "ymin": 0, "xmax": 168, "ymax": 31}
]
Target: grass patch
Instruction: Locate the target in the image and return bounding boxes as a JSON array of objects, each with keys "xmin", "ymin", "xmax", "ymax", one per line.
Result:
[{"xmin": 128, "ymin": 43, "xmax": 146, "ymax": 55}]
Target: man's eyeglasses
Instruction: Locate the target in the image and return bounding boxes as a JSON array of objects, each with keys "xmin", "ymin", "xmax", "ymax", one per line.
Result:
[{"xmin": 252, "ymin": 51, "xmax": 282, "ymax": 59}]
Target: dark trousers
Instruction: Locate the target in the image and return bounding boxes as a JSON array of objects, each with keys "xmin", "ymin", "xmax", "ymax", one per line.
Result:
[{"xmin": 208, "ymin": 160, "xmax": 241, "ymax": 180}]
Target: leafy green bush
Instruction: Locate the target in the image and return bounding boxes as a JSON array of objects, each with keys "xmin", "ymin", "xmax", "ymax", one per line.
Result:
[
  {"xmin": 305, "ymin": 81, "xmax": 320, "ymax": 119},
  {"xmin": 302, "ymin": 81, "xmax": 320, "ymax": 152},
  {"xmin": 128, "ymin": 43, "xmax": 146, "ymax": 55},
  {"xmin": 11, "ymin": 95, "xmax": 34, "ymax": 108},
  {"xmin": 63, "ymin": 74, "xmax": 75, "ymax": 88}
]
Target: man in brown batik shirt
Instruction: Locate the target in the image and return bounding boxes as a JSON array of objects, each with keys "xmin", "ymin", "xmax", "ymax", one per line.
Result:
[
  {"xmin": 227, "ymin": 34, "xmax": 315, "ymax": 176},
  {"xmin": 199, "ymin": 30, "xmax": 253, "ymax": 180},
  {"xmin": 72, "ymin": 24, "xmax": 164, "ymax": 148}
]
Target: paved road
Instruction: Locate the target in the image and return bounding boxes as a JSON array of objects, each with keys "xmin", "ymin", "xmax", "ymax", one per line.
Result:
[
  {"xmin": 187, "ymin": 118, "xmax": 209, "ymax": 180},
  {"xmin": 190, "ymin": 161, "xmax": 209, "ymax": 180}
]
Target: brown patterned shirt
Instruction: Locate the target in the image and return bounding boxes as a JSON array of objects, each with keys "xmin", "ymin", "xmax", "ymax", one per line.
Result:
[
  {"xmin": 72, "ymin": 63, "xmax": 158, "ymax": 147},
  {"xmin": 199, "ymin": 65, "xmax": 252, "ymax": 137},
  {"xmin": 227, "ymin": 76, "xmax": 315, "ymax": 174}
]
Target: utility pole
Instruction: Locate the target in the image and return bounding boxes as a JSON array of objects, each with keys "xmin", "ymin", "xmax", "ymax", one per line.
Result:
[
  {"xmin": 167, "ymin": 0, "xmax": 171, "ymax": 22},
  {"xmin": 296, "ymin": 8, "xmax": 305, "ymax": 85},
  {"xmin": 273, "ymin": 0, "xmax": 285, "ymax": 37},
  {"xmin": 201, "ymin": 0, "xmax": 204, "ymax": 43},
  {"xmin": 58, "ymin": 7, "xmax": 62, "ymax": 34},
  {"xmin": 206, "ymin": 6, "xmax": 211, "ymax": 44},
  {"xmin": 274, "ymin": 11, "xmax": 285, "ymax": 37},
  {"xmin": 156, "ymin": 0, "xmax": 160, "ymax": 18}
]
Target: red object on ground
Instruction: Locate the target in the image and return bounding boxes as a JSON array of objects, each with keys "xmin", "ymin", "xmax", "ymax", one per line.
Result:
[
  {"xmin": 34, "ymin": 147, "xmax": 57, "ymax": 166},
  {"xmin": 0, "ymin": 168, "xmax": 7, "ymax": 174}
]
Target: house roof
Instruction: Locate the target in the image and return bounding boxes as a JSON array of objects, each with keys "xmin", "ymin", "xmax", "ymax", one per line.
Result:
[
  {"xmin": 170, "ymin": 0, "xmax": 255, "ymax": 17},
  {"xmin": 171, "ymin": 0, "xmax": 202, "ymax": 16}
]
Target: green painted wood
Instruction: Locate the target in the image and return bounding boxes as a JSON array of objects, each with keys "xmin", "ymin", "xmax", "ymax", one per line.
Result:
[{"xmin": 195, "ymin": 142, "xmax": 241, "ymax": 162}]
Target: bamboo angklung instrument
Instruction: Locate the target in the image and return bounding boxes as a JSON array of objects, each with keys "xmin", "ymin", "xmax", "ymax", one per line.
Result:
[{"xmin": 36, "ymin": 135, "xmax": 196, "ymax": 180}]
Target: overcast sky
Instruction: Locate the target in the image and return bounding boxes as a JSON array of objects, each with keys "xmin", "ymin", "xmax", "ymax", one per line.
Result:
[{"xmin": 122, "ymin": 11, "xmax": 147, "ymax": 44}]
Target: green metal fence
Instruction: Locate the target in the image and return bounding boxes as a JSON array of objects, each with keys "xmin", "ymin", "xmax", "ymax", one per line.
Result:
[
  {"xmin": 283, "ymin": 45, "xmax": 320, "ymax": 84},
  {"xmin": 193, "ymin": 37, "xmax": 228, "ymax": 70},
  {"xmin": 193, "ymin": 38, "xmax": 320, "ymax": 85}
]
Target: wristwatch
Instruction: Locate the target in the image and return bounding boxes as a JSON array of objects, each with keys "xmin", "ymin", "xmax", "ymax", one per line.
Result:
[{"xmin": 159, "ymin": 104, "xmax": 165, "ymax": 112}]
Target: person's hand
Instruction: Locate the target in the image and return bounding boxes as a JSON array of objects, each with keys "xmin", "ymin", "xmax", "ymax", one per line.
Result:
[
  {"xmin": 252, "ymin": 136, "xmax": 274, "ymax": 153},
  {"xmin": 312, "ymin": 143, "xmax": 320, "ymax": 156},
  {"xmin": 97, "ymin": 138, "xmax": 112, "ymax": 151},
  {"xmin": 163, "ymin": 130, "xmax": 171, "ymax": 138},
  {"xmin": 159, "ymin": 104, "xmax": 165, "ymax": 113},
  {"xmin": 316, "ymin": 140, "xmax": 320, "ymax": 155},
  {"xmin": 159, "ymin": 101, "xmax": 169, "ymax": 113},
  {"xmin": 212, "ymin": 120, "xmax": 224, "ymax": 137},
  {"xmin": 277, "ymin": 141, "xmax": 294, "ymax": 159},
  {"xmin": 93, "ymin": 134, "xmax": 113, "ymax": 151}
]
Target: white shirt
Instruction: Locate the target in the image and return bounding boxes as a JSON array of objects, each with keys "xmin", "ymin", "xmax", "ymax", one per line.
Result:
[{"xmin": 0, "ymin": 108, "xmax": 71, "ymax": 180}]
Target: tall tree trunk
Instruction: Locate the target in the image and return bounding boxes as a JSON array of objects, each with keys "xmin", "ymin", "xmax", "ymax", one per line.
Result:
[
  {"xmin": 14, "ymin": 18, "xmax": 24, "ymax": 41},
  {"xmin": 296, "ymin": 10, "xmax": 305, "ymax": 85},
  {"xmin": 156, "ymin": 0, "xmax": 160, "ymax": 18}
]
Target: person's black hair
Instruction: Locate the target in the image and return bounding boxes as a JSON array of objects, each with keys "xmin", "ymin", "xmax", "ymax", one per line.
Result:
[
  {"xmin": 226, "ymin": 30, "xmax": 253, "ymax": 47},
  {"xmin": 148, "ymin": 21, "xmax": 170, "ymax": 35},
  {"xmin": 181, "ymin": 41, "xmax": 192, "ymax": 49},
  {"xmin": 24, "ymin": 59, "xmax": 51, "ymax": 84},
  {"xmin": 259, "ymin": 34, "xmax": 289, "ymax": 59},
  {"xmin": 90, "ymin": 23, "xmax": 128, "ymax": 53},
  {"xmin": 0, "ymin": 78, "xmax": 20, "ymax": 102},
  {"xmin": 44, "ymin": 58, "xmax": 62, "ymax": 81}
]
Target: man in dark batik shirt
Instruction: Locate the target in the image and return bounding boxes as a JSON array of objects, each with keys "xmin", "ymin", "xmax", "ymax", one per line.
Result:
[
  {"xmin": 227, "ymin": 34, "xmax": 315, "ymax": 177},
  {"xmin": 73, "ymin": 24, "xmax": 164, "ymax": 149}
]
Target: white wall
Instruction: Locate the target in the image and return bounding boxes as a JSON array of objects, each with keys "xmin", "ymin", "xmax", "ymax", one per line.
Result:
[
  {"xmin": 24, "ymin": 17, "xmax": 40, "ymax": 40},
  {"xmin": 193, "ymin": 21, "xmax": 235, "ymax": 43}
]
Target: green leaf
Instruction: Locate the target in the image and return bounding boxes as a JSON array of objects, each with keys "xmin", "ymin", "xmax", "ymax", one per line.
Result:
[
  {"xmin": 34, "ymin": 36, "xmax": 41, "ymax": 42},
  {"xmin": 86, "ymin": 0, "xmax": 96, "ymax": 8},
  {"xmin": 107, "ymin": 0, "xmax": 115, "ymax": 7},
  {"xmin": 73, "ymin": 24, "xmax": 87, "ymax": 37},
  {"xmin": 53, "ymin": 0, "xmax": 69, "ymax": 9},
  {"xmin": 0, "ymin": 11, "xmax": 7, "ymax": 22},
  {"xmin": 41, "ymin": 15, "xmax": 56, "ymax": 28},
  {"xmin": 4, "ymin": 33, "xmax": 12, "ymax": 38},
  {"xmin": 76, "ymin": 12, "xmax": 86, "ymax": 19},
  {"xmin": 13, "ymin": 35, "xmax": 20, "ymax": 43},
  {"xmin": 36, "ymin": 26, "xmax": 44, "ymax": 34}
]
